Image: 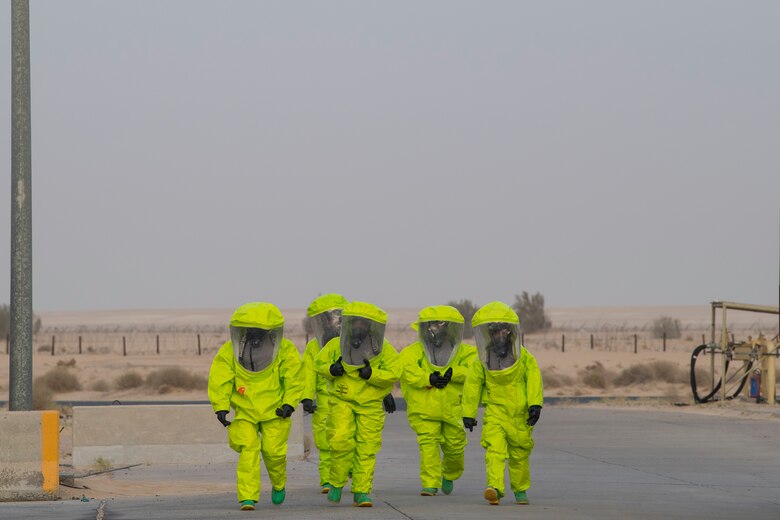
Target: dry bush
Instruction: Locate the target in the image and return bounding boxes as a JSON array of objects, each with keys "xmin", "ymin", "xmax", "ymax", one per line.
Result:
[
  {"xmin": 115, "ymin": 371, "xmax": 144, "ymax": 390},
  {"xmin": 614, "ymin": 361, "xmax": 688, "ymax": 386},
  {"xmin": 541, "ymin": 367, "xmax": 574, "ymax": 388},
  {"xmin": 145, "ymin": 367, "xmax": 206, "ymax": 392},
  {"xmin": 90, "ymin": 380, "xmax": 110, "ymax": 392},
  {"xmin": 57, "ymin": 358, "xmax": 77, "ymax": 368},
  {"xmin": 578, "ymin": 361, "xmax": 615, "ymax": 389},
  {"xmin": 649, "ymin": 360, "xmax": 687, "ymax": 383},
  {"xmin": 32, "ymin": 380, "xmax": 55, "ymax": 410},
  {"xmin": 36, "ymin": 366, "xmax": 82, "ymax": 392}
]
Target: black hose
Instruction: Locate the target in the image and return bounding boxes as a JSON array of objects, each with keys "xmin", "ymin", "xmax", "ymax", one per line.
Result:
[{"xmin": 690, "ymin": 343, "xmax": 753, "ymax": 403}]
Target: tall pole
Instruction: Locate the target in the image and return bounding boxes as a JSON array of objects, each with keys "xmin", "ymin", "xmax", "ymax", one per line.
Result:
[{"xmin": 9, "ymin": 0, "xmax": 33, "ymax": 411}]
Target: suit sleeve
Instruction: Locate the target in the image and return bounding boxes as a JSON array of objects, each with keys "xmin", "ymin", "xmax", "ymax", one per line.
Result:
[
  {"xmin": 399, "ymin": 344, "xmax": 431, "ymax": 389},
  {"xmin": 302, "ymin": 341, "xmax": 318, "ymax": 401},
  {"xmin": 314, "ymin": 338, "xmax": 339, "ymax": 379},
  {"xmin": 367, "ymin": 341, "xmax": 402, "ymax": 388},
  {"xmin": 208, "ymin": 342, "xmax": 235, "ymax": 413},
  {"xmin": 524, "ymin": 349, "xmax": 544, "ymax": 408},
  {"xmin": 450, "ymin": 344, "xmax": 477, "ymax": 384},
  {"xmin": 280, "ymin": 340, "xmax": 305, "ymax": 407},
  {"xmin": 461, "ymin": 359, "xmax": 485, "ymax": 419}
]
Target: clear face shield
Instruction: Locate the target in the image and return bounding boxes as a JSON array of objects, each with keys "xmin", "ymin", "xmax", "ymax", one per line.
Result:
[
  {"xmin": 230, "ymin": 326, "xmax": 281, "ymax": 373},
  {"xmin": 312, "ymin": 309, "xmax": 343, "ymax": 348},
  {"xmin": 340, "ymin": 316, "xmax": 386, "ymax": 367},
  {"xmin": 475, "ymin": 322, "xmax": 520, "ymax": 371},
  {"xmin": 419, "ymin": 320, "xmax": 463, "ymax": 368}
]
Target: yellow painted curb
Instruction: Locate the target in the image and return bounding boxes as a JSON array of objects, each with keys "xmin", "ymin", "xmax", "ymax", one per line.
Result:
[{"xmin": 41, "ymin": 410, "xmax": 59, "ymax": 494}]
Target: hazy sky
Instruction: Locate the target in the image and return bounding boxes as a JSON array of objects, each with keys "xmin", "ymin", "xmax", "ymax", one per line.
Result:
[{"xmin": 2, "ymin": 1, "xmax": 779, "ymax": 312}]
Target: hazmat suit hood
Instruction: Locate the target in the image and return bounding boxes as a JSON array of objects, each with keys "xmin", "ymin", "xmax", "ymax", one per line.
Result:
[
  {"xmin": 229, "ymin": 302, "xmax": 284, "ymax": 373},
  {"xmin": 472, "ymin": 301, "xmax": 521, "ymax": 371},
  {"xmin": 411, "ymin": 305, "xmax": 464, "ymax": 368},
  {"xmin": 339, "ymin": 301, "xmax": 387, "ymax": 367},
  {"xmin": 307, "ymin": 293, "xmax": 348, "ymax": 349}
]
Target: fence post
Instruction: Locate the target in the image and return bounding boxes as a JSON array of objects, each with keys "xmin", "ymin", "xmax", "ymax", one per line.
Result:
[
  {"xmin": 78, "ymin": 335, "xmax": 82, "ymax": 354},
  {"xmin": 663, "ymin": 332, "xmax": 666, "ymax": 352},
  {"xmin": 590, "ymin": 334, "xmax": 594, "ymax": 350},
  {"xmin": 51, "ymin": 335, "xmax": 55, "ymax": 356},
  {"xmin": 731, "ymin": 333, "xmax": 735, "ymax": 344},
  {"xmin": 702, "ymin": 333, "xmax": 706, "ymax": 344},
  {"xmin": 634, "ymin": 334, "xmax": 638, "ymax": 354},
  {"xmin": 561, "ymin": 334, "xmax": 565, "ymax": 353},
  {"xmin": 197, "ymin": 334, "xmax": 202, "ymax": 356},
  {"xmin": 305, "ymin": 333, "xmax": 309, "ymax": 345},
  {"xmin": 5, "ymin": 333, "xmax": 9, "ymax": 355},
  {"xmin": 123, "ymin": 336, "xmax": 127, "ymax": 356},
  {"xmin": 156, "ymin": 334, "xmax": 160, "ymax": 355}
]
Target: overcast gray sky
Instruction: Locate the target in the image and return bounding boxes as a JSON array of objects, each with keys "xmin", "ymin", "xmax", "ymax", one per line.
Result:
[{"xmin": 2, "ymin": 1, "xmax": 779, "ymax": 312}]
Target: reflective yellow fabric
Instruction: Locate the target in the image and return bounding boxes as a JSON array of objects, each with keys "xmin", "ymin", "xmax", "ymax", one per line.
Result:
[
  {"xmin": 314, "ymin": 336, "xmax": 400, "ymax": 493},
  {"xmin": 230, "ymin": 302, "xmax": 285, "ymax": 329},
  {"xmin": 228, "ymin": 417, "xmax": 292, "ymax": 502},
  {"xmin": 471, "ymin": 301, "xmax": 520, "ymax": 327},
  {"xmin": 462, "ymin": 348, "xmax": 543, "ymax": 494},
  {"xmin": 307, "ymin": 293, "xmax": 348, "ymax": 317},
  {"xmin": 208, "ymin": 339, "xmax": 304, "ymax": 422},
  {"xmin": 400, "ymin": 340, "xmax": 476, "ymax": 489}
]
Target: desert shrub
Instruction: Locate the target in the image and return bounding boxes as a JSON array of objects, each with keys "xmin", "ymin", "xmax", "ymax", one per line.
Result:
[
  {"xmin": 36, "ymin": 366, "xmax": 82, "ymax": 392},
  {"xmin": 90, "ymin": 380, "xmax": 110, "ymax": 392},
  {"xmin": 447, "ymin": 299, "xmax": 479, "ymax": 339},
  {"xmin": 541, "ymin": 367, "xmax": 574, "ymax": 388},
  {"xmin": 37, "ymin": 345, "xmax": 50, "ymax": 353},
  {"xmin": 613, "ymin": 364, "xmax": 655, "ymax": 386},
  {"xmin": 57, "ymin": 358, "xmax": 77, "ymax": 368},
  {"xmin": 649, "ymin": 360, "xmax": 687, "ymax": 383},
  {"xmin": 512, "ymin": 292, "xmax": 551, "ymax": 334},
  {"xmin": 145, "ymin": 367, "xmax": 206, "ymax": 391},
  {"xmin": 651, "ymin": 316, "xmax": 681, "ymax": 339},
  {"xmin": 578, "ymin": 361, "xmax": 614, "ymax": 389},
  {"xmin": 32, "ymin": 381, "xmax": 55, "ymax": 410},
  {"xmin": 115, "ymin": 371, "xmax": 144, "ymax": 390}
]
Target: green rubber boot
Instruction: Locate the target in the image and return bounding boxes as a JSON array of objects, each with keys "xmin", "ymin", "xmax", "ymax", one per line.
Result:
[
  {"xmin": 327, "ymin": 486, "xmax": 343, "ymax": 503},
  {"xmin": 420, "ymin": 488, "xmax": 438, "ymax": 496},
  {"xmin": 271, "ymin": 488, "xmax": 286, "ymax": 505},
  {"xmin": 353, "ymin": 493, "xmax": 373, "ymax": 507},
  {"xmin": 441, "ymin": 478, "xmax": 454, "ymax": 495},
  {"xmin": 514, "ymin": 490, "xmax": 529, "ymax": 505},
  {"xmin": 320, "ymin": 482, "xmax": 332, "ymax": 494},
  {"xmin": 239, "ymin": 500, "xmax": 256, "ymax": 511}
]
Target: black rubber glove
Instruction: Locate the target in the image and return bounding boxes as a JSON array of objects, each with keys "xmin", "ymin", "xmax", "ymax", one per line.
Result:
[
  {"xmin": 463, "ymin": 417, "xmax": 477, "ymax": 432},
  {"xmin": 275, "ymin": 404, "xmax": 295, "ymax": 418},
  {"xmin": 382, "ymin": 394, "xmax": 396, "ymax": 413},
  {"xmin": 527, "ymin": 405, "xmax": 542, "ymax": 426},
  {"xmin": 302, "ymin": 399, "xmax": 317, "ymax": 413},
  {"xmin": 330, "ymin": 356, "xmax": 345, "ymax": 377},
  {"xmin": 442, "ymin": 367, "xmax": 453, "ymax": 382},
  {"xmin": 216, "ymin": 410, "xmax": 231, "ymax": 427},
  {"xmin": 429, "ymin": 371, "xmax": 444, "ymax": 388},
  {"xmin": 358, "ymin": 359, "xmax": 372, "ymax": 380}
]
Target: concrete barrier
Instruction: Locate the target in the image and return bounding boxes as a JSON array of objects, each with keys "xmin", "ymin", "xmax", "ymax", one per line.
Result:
[
  {"xmin": 0, "ymin": 410, "xmax": 59, "ymax": 501},
  {"xmin": 72, "ymin": 404, "xmax": 304, "ymax": 468}
]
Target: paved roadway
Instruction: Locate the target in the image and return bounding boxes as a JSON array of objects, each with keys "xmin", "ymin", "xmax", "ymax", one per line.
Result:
[{"xmin": 2, "ymin": 406, "xmax": 779, "ymax": 519}]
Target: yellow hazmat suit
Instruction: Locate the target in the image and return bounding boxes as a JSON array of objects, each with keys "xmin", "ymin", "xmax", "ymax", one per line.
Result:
[
  {"xmin": 462, "ymin": 302, "xmax": 543, "ymax": 504},
  {"xmin": 208, "ymin": 302, "xmax": 304, "ymax": 507},
  {"xmin": 302, "ymin": 293, "xmax": 348, "ymax": 490},
  {"xmin": 400, "ymin": 305, "xmax": 477, "ymax": 495},
  {"xmin": 314, "ymin": 301, "xmax": 401, "ymax": 506}
]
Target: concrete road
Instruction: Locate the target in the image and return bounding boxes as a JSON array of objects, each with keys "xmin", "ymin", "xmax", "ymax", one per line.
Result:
[{"xmin": 2, "ymin": 406, "xmax": 779, "ymax": 519}]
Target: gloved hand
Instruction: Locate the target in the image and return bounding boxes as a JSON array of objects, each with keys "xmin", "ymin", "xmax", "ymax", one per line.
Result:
[
  {"xmin": 382, "ymin": 394, "xmax": 396, "ymax": 413},
  {"xmin": 463, "ymin": 417, "xmax": 477, "ymax": 432},
  {"xmin": 215, "ymin": 410, "xmax": 231, "ymax": 427},
  {"xmin": 275, "ymin": 404, "xmax": 295, "ymax": 419},
  {"xmin": 302, "ymin": 399, "xmax": 317, "ymax": 413},
  {"xmin": 429, "ymin": 371, "xmax": 446, "ymax": 388},
  {"xmin": 527, "ymin": 405, "xmax": 542, "ymax": 426},
  {"xmin": 330, "ymin": 356, "xmax": 345, "ymax": 377},
  {"xmin": 358, "ymin": 359, "xmax": 372, "ymax": 380}
]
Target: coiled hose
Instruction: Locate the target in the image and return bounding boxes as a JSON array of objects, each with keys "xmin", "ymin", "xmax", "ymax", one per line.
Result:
[{"xmin": 690, "ymin": 344, "xmax": 752, "ymax": 403}]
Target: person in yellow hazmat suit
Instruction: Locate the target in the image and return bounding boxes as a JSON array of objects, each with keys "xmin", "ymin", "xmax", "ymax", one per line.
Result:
[
  {"xmin": 314, "ymin": 301, "xmax": 401, "ymax": 507},
  {"xmin": 399, "ymin": 305, "xmax": 478, "ymax": 497},
  {"xmin": 208, "ymin": 302, "xmax": 305, "ymax": 511},
  {"xmin": 462, "ymin": 301, "xmax": 543, "ymax": 506},
  {"xmin": 301, "ymin": 293, "xmax": 348, "ymax": 494}
]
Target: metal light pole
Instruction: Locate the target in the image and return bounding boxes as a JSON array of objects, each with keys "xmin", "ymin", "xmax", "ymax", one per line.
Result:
[{"xmin": 9, "ymin": 0, "xmax": 33, "ymax": 411}]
